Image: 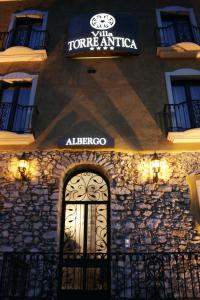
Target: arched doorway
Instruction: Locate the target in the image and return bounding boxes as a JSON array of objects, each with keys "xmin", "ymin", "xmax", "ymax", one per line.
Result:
[{"xmin": 59, "ymin": 169, "xmax": 110, "ymax": 299}]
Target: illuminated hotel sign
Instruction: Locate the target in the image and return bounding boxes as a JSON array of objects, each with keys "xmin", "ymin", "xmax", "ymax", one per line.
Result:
[
  {"xmin": 65, "ymin": 13, "xmax": 139, "ymax": 58},
  {"xmin": 58, "ymin": 137, "xmax": 114, "ymax": 148}
]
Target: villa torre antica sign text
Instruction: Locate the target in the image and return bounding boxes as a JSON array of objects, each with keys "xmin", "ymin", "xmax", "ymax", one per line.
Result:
[{"xmin": 66, "ymin": 13, "xmax": 139, "ymax": 58}]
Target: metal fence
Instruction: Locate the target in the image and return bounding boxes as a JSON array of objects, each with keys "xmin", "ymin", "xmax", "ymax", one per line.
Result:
[
  {"xmin": 0, "ymin": 103, "xmax": 38, "ymax": 133},
  {"xmin": 0, "ymin": 29, "xmax": 48, "ymax": 51},
  {"xmin": 0, "ymin": 252, "xmax": 200, "ymax": 299},
  {"xmin": 155, "ymin": 24, "xmax": 200, "ymax": 47},
  {"xmin": 163, "ymin": 100, "xmax": 200, "ymax": 132},
  {"xmin": 112, "ymin": 252, "xmax": 200, "ymax": 299},
  {"xmin": 0, "ymin": 253, "xmax": 59, "ymax": 300}
]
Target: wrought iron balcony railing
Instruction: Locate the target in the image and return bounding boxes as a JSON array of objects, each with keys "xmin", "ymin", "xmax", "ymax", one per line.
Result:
[
  {"xmin": 0, "ymin": 28, "xmax": 48, "ymax": 51},
  {"xmin": 0, "ymin": 252, "xmax": 59, "ymax": 300},
  {"xmin": 155, "ymin": 23, "xmax": 200, "ymax": 47},
  {"xmin": 163, "ymin": 100, "xmax": 200, "ymax": 132},
  {"xmin": 0, "ymin": 252, "xmax": 200, "ymax": 299},
  {"xmin": 0, "ymin": 103, "xmax": 38, "ymax": 133}
]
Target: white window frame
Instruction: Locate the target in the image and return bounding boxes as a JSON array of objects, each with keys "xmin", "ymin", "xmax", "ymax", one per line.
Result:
[
  {"xmin": 156, "ymin": 6, "xmax": 197, "ymax": 28},
  {"xmin": 165, "ymin": 68, "xmax": 200, "ymax": 105},
  {"xmin": 0, "ymin": 72, "xmax": 38, "ymax": 106},
  {"xmin": 8, "ymin": 10, "xmax": 48, "ymax": 31}
]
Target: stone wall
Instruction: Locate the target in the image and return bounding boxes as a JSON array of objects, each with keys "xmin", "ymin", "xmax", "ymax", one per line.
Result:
[{"xmin": 0, "ymin": 150, "xmax": 199, "ymax": 252}]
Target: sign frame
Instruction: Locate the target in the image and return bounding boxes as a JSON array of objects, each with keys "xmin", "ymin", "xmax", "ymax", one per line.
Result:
[
  {"xmin": 58, "ymin": 136, "xmax": 115, "ymax": 148},
  {"xmin": 65, "ymin": 12, "xmax": 139, "ymax": 58}
]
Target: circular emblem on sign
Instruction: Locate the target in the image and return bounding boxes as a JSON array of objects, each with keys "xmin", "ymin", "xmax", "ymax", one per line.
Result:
[{"xmin": 90, "ymin": 13, "xmax": 116, "ymax": 30}]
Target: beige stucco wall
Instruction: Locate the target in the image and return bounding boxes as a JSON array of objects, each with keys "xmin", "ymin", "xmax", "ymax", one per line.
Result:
[{"xmin": 0, "ymin": 0, "xmax": 200, "ymax": 152}]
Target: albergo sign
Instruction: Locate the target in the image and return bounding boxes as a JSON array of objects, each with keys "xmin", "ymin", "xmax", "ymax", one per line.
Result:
[
  {"xmin": 66, "ymin": 13, "xmax": 139, "ymax": 58},
  {"xmin": 58, "ymin": 136, "xmax": 115, "ymax": 148}
]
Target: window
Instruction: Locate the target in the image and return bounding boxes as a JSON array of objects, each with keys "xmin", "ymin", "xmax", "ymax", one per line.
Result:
[
  {"xmin": 0, "ymin": 73, "xmax": 38, "ymax": 145},
  {"xmin": 156, "ymin": 7, "xmax": 200, "ymax": 58},
  {"xmin": 161, "ymin": 14, "xmax": 195, "ymax": 46},
  {"xmin": 8, "ymin": 10, "xmax": 48, "ymax": 50},
  {"xmin": 0, "ymin": 10, "xmax": 48, "ymax": 62},
  {"xmin": 10, "ymin": 17, "xmax": 44, "ymax": 49},
  {"xmin": 0, "ymin": 81, "xmax": 32, "ymax": 133},
  {"xmin": 164, "ymin": 69, "xmax": 200, "ymax": 143},
  {"xmin": 171, "ymin": 79, "xmax": 200, "ymax": 129}
]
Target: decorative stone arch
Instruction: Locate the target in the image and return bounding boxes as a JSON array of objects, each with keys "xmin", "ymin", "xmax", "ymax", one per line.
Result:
[
  {"xmin": 57, "ymin": 161, "xmax": 114, "ymax": 246},
  {"xmin": 59, "ymin": 163, "xmax": 111, "ymax": 229},
  {"xmin": 57, "ymin": 159, "xmax": 116, "ymax": 241},
  {"xmin": 64, "ymin": 163, "xmax": 111, "ymax": 187},
  {"xmin": 59, "ymin": 162, "xmax": 111, "ymax": 296}
]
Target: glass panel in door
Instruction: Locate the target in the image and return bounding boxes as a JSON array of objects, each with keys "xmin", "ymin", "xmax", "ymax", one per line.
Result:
[
  {"xmin": 13, "ymin": 85, "xmax": 31, "ymax": 132},
  {"xmin": 161, "ymin": 14, "xmax": 193, "ymax": 45},
  {"xmin": 61, "ymin": 171, "xmax": 109, "ymax": 295},
  {"xmin": 0, "ymin": 83, "xmax": 14, "ymax": 130},
  {"xmin": 189, "ymin": 83, "xmax": 200, "ymax": 127},
  {"xmin": 0, "ymin": 82, "xmax": 31, "ymax": 132},
  {"xmin": 172, "ymin": 82, "xmax": 190, "ymax": 129},
  {"xmin": 11, "ymin": 17, "xmax": 43, "ymax": 48}
]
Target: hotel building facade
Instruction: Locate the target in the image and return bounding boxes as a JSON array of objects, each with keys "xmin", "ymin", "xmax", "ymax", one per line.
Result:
[{"xmin": 0, "ymin": 0, "xmax": 200, "ymax": 299}]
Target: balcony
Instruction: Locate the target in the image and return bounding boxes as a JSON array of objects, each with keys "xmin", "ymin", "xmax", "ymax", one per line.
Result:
[
  {"xmin": 0, "ymin": 103, "xmax": 38, "ymax": 145},
  {"xmin": 156, "ymin": 24, "xmax": 200, "ymax": 58},
  {"xmin": 0, "ymin": 28, "xmax": 48, "ymax": 62},
  {"xmin": 163, "ymin": 100, "xmax": 200, "ymax": 143},
  {"xmin": 0, "ymin": 252, "xmax": 200, "ymax": 299}
]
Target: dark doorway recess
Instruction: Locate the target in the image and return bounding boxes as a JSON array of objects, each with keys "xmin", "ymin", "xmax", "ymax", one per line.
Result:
[{"xmin": 59, "ymin": 169, "xmax": 111, "ymax": 300}]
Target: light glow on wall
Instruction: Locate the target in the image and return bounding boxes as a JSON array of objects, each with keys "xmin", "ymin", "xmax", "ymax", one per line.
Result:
[
  {"xmin": 8, "ymin": 157, "xmax": 40, "ymax": 181},
  {"xmin": 137, "ymin": 157, "xmax": 170, "ymax": 183}
]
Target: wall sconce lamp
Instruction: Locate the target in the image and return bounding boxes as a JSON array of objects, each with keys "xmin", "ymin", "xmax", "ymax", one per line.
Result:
[
  {"xmin": 151, "ymin": 152, "xmax": 160, "ymax": 183},
  {"xmin": 18, "ymin": 153, "xmax": 29, "ymax": 180}
]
